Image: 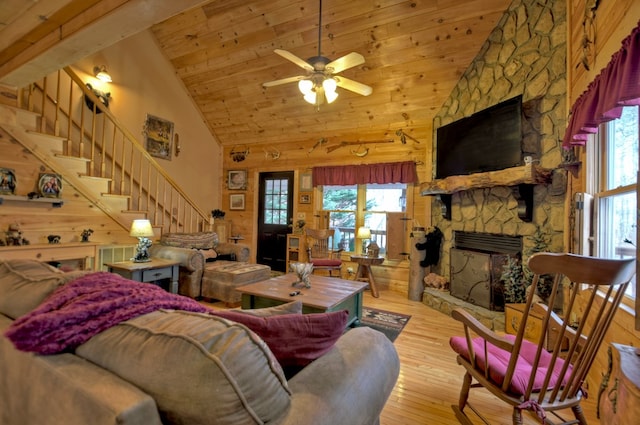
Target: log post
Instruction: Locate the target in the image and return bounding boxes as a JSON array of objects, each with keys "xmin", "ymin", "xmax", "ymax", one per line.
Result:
[{"xmin": 409, "ymin": 233, "xmax": 426, "ymax": 301}]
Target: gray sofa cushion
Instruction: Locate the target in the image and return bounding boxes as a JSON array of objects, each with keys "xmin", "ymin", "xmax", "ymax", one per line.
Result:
[
  {"xmin": 0, "ymin": 259, "xmax": 87, "ymax": 319},
  {"xmin": 76, "ymin": 309, "xmax": 291, "ymax": 425}
]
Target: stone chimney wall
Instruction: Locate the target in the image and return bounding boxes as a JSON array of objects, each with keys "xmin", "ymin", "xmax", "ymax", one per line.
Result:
[{"xmin": 431, "ymin": 0, "xmax": 567, "ymax": 279}]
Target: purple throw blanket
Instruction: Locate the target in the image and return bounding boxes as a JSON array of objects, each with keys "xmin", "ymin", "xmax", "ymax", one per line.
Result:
[{"xmin": 5, "ymin": 272, "xmax": 210, "ymax": 354}]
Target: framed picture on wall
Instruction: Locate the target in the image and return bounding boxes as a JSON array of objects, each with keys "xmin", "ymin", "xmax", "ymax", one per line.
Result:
[
  {"xmin": 228, "ymin": 169, "xmax": 247, "ymax": 190},
  {"xmin": 143, "ymin": 114, "xmax": 174, "ymax": 160},
  {"xmin": 38, "ymin": 173, "xmax": 63, "ymax": 198},
  {"xmin": 0, "ymin": 168, "xmax": 16, "ymax": 195},
  {"xmin": 300, "ymin": 172, "xmax": 313, "ymax": 191},
  {"xmin": 229, "ymin": 193, "xmax": 245, "ymax": 210},
  {"xmin": 299, "ymin": 193, "xmax": 311, "ymax": 204}
]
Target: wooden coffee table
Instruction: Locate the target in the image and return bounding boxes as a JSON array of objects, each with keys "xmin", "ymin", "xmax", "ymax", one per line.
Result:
[{"xmin": 236, "ymin": 274, "xmax": 368, "ymax": 327}]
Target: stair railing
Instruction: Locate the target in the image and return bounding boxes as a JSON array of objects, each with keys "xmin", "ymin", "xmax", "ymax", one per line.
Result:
[{"xmin": 21, "ymin": 67, "xmax": 211, "ymax": 234}]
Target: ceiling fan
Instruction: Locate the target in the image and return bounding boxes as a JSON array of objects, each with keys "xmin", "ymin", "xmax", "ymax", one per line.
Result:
[{"xmin": 262, "ymin": 0, "xmax": 372, "ymax": 107}]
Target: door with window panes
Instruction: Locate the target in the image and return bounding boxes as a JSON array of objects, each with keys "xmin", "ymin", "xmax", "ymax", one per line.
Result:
[{"xmin": 257, "ymin": 172, "xmax": 293, "ymax": 272}]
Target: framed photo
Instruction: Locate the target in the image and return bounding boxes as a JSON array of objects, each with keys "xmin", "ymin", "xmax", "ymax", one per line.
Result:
[
  {"xmin": 229, "ymin": 193, "xmax": 245, "ymax": 210},
  {"xmin": 228, "ymin": 169, "xmax": 247, "ymax": 190},
  {"xmin": 143, "ymin": 114, "xmax": 174, "ymax": 160},
  {"xmin": 0, "ymin": 168, "xmax": 17, "ymax": 195},
  {"xmin": 299, "ymin": 193, "xmax": 311, "ymax": 204},
  {"xmin": 300, "ymin": 172, "xmax": 313, "ymax": 191},
  {"xmin": 38, "ymin": 173, "xmax": 63, "ymax": 198}
]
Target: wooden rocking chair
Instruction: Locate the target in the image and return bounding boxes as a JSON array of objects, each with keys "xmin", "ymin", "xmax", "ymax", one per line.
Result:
[
  {"xmin": 305, "ymin": 228, "xmax": 343, "ymax": 277},
  {"xmin": 449, "ymin": 252, "xmax": 636, "ymax": 425}
]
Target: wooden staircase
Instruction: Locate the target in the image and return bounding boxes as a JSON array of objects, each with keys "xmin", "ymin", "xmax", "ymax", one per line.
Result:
[{"xmin": 0, "ymin": 68, "xmax": 210, "ymax": 235}]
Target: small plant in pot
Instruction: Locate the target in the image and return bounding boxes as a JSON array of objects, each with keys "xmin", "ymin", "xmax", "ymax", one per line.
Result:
[
  {"xmin": 501, "ymin": 226, "xmax": 553, "ymax": 304},
  {"xmin": 211, "ymin": 209, "xmax": 226, "ymax": 221}
]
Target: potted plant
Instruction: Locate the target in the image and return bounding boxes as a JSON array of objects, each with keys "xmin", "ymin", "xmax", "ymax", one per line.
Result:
[{"xmin": 211, "ymin": 209, "xmax": 226, "ymax": 222}]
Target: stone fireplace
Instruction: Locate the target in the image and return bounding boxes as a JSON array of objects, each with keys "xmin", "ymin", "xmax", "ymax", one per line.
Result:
[{"xmin": 449, "ymin": 232, "xmax": 522, "ymax": 311}]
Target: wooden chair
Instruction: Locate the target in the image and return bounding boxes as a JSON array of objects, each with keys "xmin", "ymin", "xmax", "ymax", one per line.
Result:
[
  {"xmin": 449, "ymin": 252, "xmax": 636, "ymax": 425},
  {"xmin": 305, "ymin": 228, "xmax": 343, "ymax": 277}
]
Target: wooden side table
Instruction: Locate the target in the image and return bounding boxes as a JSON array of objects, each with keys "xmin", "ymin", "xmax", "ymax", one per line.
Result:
[
  {"xmin": 350, "ymin": 255, "xmax": 384, "ymax": 298},
  {"xmin": 106, "ymin": 258, "xmax": 180, "ymax": 294},
  {"xmin": 599, "ymin": 343, "xmax": 640, "ymax": 423}
]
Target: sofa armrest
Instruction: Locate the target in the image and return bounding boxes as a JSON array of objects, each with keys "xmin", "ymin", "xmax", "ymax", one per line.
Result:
[
  {"xmin": 148, "ymin": 245, "xmax": 205, "ymax": 298},
  {"xmin": 216, "ymin": 242, "xmax": 250, "ymax": 262},
  {"xmin": 275, "ymin": 327, "xmax": 400, "ymax": 425},
  {"xmin": 149, "ymin": 245, "xmax": 204, "ymax": 272}
]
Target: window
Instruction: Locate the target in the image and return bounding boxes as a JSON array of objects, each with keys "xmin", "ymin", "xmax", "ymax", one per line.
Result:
[
  {"xmin": 322, "ymin": 183, "xmax": 407, "ymax": 255},
  {"xmin": 589, "ymin": 106, "xmax": 638, "ymax": 299},
  {"xmin": 264, "ymin": 178, "xmax": 289, "ymax": 225}
]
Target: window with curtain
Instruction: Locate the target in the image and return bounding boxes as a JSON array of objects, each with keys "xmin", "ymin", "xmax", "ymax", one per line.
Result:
[
  {"xmin": 587, "ymin": 105, "xmax": 638, "ymax": 301},
  {"xmin": 321, "ymin": 183, "xmax": 407, "ymax": 255}
]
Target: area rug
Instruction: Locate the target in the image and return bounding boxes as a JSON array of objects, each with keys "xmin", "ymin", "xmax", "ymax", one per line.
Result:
[{"xmin": 359, "ymin": 307, "xmax": 411, "ymax": 342}]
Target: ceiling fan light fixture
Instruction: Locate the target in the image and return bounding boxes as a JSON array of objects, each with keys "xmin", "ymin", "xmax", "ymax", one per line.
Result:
[
  {"xmin": 303, "ymin": 92, "xmax": 317, "ymax": 104},
  {"xmin": 322, "ymin": 78, "xmax": 338, "ymax": 103},
  {"xmin": 298, "ymin": 79, "xmax": 313, "ymax": 95}
]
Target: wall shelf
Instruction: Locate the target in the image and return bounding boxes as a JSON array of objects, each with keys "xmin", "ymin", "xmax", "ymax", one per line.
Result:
[
  {"xmin": 0, "ymin": 194, "xmax": 64, "ymax": 207},
  {"xmin": 420, "ymin": 164, "xmax": 553, "ymax": 222}
]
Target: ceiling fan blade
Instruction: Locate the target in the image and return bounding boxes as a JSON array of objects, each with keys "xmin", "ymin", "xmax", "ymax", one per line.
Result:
[
  {"xmin": 262, "ymin": 75, "xmax": 306, "ymax": 88},
  {"xmin": 335, "ymin": 76, "xmax": 372, "ymax": 96},
  {"xmin": 326, "ymin": 52, "xmax": 365, "ymax": 74},
  {"xmin": 274, "ymin": 49, "xmax": 314, "ymax": 71}
]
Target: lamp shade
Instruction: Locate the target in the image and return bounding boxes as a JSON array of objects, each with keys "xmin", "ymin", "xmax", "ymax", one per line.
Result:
[
  {"xmin": 129, "ymin": 219, "xmax": 154, "ymax": 237},
  {"xmin": 357, "ymin": 227, "xmax": 371, "ymax": 239},
  {"xmin": 93, "ymin": 65, "xmax": 112, "ymax": 83}
]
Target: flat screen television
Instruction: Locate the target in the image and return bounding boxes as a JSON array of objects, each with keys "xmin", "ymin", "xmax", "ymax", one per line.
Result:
[{"xmin": 435, "ymin": 95, "xmax": 523, "ymax": 179}]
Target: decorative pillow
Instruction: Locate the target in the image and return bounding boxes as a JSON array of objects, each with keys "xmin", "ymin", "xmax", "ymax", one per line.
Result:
[
  {"xmin": 76, "ymin": 309, "xmax": 291, "ymax": 425},
  {"xmin": 0, "ymin": 259, "xmax": 87, "ymax": 319},
  {"xmin": 160, "ymin": 232, "xmax": 219, "ymax": 249},
  {"xmin": 211, "ymin": 309, "xmax": 348, "ymax": 376},
  {"xmin": 235, "ymin": 300, "xmax": 303, "ymax": 317}
]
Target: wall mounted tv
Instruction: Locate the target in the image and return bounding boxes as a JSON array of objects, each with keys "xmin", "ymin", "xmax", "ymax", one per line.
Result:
[{"xmin": 435, "ymin": 95, "xmax": 523, "ymax": 179}]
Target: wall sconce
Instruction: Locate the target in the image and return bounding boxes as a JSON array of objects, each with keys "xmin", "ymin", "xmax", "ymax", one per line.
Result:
[
  {"xmin": 357, "ymin": 226, "xmax": 371, "ymax": 255},
  {"xmin": 130, "ymin": 219, "xmax": 154, "ymax": 262},
  {"xmin": 93, "ymin": 65, "xmax": 112, "ymax": 83}
]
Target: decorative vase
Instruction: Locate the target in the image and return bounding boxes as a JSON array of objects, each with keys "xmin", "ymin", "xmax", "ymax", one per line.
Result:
[{"xmin": 290, "ymin": 262, "xmax": 313, "ymax": 288}]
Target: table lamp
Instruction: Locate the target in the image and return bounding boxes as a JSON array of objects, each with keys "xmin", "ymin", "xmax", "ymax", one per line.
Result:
[
  {"xmin": 357, "ymin": 226, "xmax": 371, "ymax": 255},
  {"xmin": 130, "ymin": 219, "xmax": 154, "ymax": 262}
]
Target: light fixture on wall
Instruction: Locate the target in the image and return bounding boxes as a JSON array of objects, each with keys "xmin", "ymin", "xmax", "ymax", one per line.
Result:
[
  {"xmin": 93, "ymin": 65, "xmax": 112, "ymax": 83},
  {"xmin": 130, "ymin": 219, "xmax": 154, "ymax": 262},
  {"xmin": 357, "ymin": 226, "xmax": 371, "ymax": 255}
]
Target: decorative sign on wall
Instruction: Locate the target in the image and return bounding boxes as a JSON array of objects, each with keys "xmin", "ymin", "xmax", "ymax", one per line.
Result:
[
  {"xmin": 0, "ymin": 168, "xmax": 16, "ymax": 195},
  {"xmin": 38, "ymin": 173, "xmax": 62, "ymax": 198},
  {"xmin": 143, "ymin": 114, "xmax": 174, "ymax": 160}
]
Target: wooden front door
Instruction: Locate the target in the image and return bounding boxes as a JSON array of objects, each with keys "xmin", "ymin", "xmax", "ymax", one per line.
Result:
[{"xmin": 256, "ymin": 171, "xmax": 293, "ymax": 272}]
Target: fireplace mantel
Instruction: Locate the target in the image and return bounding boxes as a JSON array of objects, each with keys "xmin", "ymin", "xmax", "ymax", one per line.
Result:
[
  {"xmin": 420, "ymin": 164, "xmax": 553, "ymax": 222},
  {"xmin": 419, "ymin": 163, "xmax": 552, "ymax": 195}
]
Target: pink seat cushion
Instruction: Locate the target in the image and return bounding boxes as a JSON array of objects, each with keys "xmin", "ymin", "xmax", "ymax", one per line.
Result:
[
  {"xmin": 449, "ymin": 335, "xmax": 571, "ymax": 395},
  {"xmin": 310, "ymin": 259, "xmax": 342, "ymax": 267}
]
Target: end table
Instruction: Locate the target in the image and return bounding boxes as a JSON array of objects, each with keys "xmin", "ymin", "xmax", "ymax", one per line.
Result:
[{"xmin": 106, "ymin": 258, "xmax": 180, "ymax": 294}]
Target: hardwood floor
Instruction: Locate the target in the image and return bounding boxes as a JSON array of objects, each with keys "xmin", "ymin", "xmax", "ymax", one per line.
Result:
[{"xmin": 364, "ymin": 289, "xmax": 599, "ymax": 425}]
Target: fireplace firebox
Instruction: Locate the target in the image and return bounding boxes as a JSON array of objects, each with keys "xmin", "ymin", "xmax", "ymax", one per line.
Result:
[{"xmin": 449, "ymin": 232, "xmax": 522, "ymax": 311}]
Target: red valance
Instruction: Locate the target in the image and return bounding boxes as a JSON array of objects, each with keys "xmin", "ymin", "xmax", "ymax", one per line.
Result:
[
  {"xmin": 312, "ymin": 161, "xmax": 417, "ymax": 186},
  {"xmin": 563, "ymin": 20, "xmax": 640, "ymax": 148}
]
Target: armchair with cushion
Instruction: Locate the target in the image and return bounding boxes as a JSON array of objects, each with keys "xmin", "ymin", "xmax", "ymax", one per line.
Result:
[
  {"xmin": 305, "ymin": 228, "xmax": 343, "ymax": 277},
  {"xmin": 149, "ymin": 232, "xmax": 249, "ymax": 298},
  {"xmin": 449, "ymin": 252, "xmax": 636, "ymax": 425}
]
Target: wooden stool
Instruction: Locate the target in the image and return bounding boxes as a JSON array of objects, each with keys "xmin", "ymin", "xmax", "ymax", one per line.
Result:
[{"xmin": 350, "ymin": 255, "xmax": 384, "ymax": 298}]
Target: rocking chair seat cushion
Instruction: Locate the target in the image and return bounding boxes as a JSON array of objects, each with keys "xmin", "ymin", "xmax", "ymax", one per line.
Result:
[
  {"xmin": 310, "ymin": 259, "xmax": 342, "ymax": 267},
  {"xmin": 449, "ymin": 335, "xmax": 571, "ymax": 396}
]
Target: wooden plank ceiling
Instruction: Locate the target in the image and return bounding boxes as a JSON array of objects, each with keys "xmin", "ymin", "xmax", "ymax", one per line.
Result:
[{"xmin": 0, "ymin": 0, "xmax": 511, "ymax": 148}]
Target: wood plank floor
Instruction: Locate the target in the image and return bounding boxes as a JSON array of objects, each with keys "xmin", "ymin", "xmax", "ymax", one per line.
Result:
[{"xmin": 364, "ymin": 289, "xmax": 599, "ymax": 425}]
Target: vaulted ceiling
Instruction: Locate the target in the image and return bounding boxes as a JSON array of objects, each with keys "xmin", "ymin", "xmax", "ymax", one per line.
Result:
[{"xmin": 0, "ymin": 0, "xmax": 511, "ymax": 148}]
